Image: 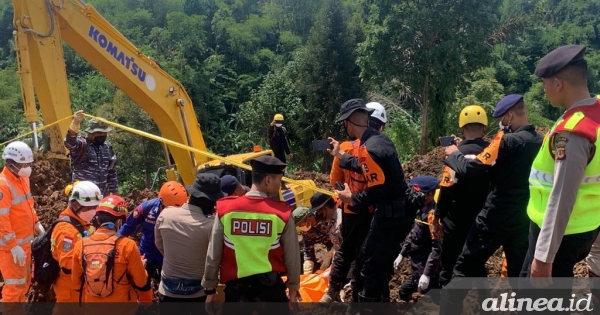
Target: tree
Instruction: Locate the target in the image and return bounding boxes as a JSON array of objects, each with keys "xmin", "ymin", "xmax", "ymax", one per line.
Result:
[{"xmin": 358, "ymin": 0, "xmax": 502, "ymax": 154}]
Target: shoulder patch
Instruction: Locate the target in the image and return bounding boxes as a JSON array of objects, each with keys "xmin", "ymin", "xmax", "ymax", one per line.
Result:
[
  {"xmin": 556, "ymin": 147, "xmax": 566, "ymax": 160},
  {"xmin": 62, "ymin": 236, "xmax": 73, "ymax": 252}
]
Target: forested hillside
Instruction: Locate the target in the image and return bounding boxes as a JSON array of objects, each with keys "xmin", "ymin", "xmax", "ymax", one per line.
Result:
[{"xmin": 0, "ymin": 0, "xmax": 598, "ymax": 191}]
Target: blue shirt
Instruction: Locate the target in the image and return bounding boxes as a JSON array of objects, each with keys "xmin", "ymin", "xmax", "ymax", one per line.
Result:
[{"xmin": 118, "ymin": 198, "xmax": 163, "ymax": 265}]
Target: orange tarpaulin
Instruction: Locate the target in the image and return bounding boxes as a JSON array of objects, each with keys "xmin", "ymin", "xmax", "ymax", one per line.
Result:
[{"xmin": 282, "ymin": 269, "xmax": 331, "ymax": 302}]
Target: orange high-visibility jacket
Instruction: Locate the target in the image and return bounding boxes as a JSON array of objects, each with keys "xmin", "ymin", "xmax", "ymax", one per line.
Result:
[
  {"xmin": 71, "ymin": 227, "xmax": 148, "ymax": 303},
  {"xmin": 51, "ymin": 207, "xmax": 92, "ymax": 302},
  {"xmin": 0, "ymin": 168, "xmax": 37, "ymax": 250}
]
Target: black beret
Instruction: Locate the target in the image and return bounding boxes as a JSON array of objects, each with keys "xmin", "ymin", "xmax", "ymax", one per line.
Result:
[
  {"xmin": 251, "ymin": 155, "xmax": 287, "ymax": 174},
  {"xmin": 534, "ymin": 45, "xmax": 586, "ymax": 78},
  {"xmin": 409, "ymin": 176, "xmax": 439, "ymax": 193},
  {"xmin": 493, "ymin": 94, "xmax": 523, "ymax": 118}
]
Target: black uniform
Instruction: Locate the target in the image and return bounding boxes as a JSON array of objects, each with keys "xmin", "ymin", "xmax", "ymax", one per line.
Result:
[
  {"xmin": 439, "ymin": 125, "xmax": 542, "ymax": 315},
  {"xmin": 399, "ymin": 200, "xmax": 441, "ymax": 301},
  {"xmin": 267, "ymin": 125, "xmax": 291, "ymax": 164},
  {"xmin": 338, "ymin": 127, "xmax": 410, "ymax": 301},
  {"xmin": 435, "ymin": 138, "xmax": 490, "ymax": 287}
]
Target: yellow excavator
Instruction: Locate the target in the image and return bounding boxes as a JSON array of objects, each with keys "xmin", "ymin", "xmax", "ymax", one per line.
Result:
[{"xmin": 12, "ymin": 0, "xmax": 317, "ymax": 207}]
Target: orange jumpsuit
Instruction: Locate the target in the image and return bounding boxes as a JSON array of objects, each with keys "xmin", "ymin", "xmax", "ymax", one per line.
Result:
[
  {"xmin": 0, "ymin": 168, "xmax": 38, "ymax": 314},
  {"xmin": 51, "ymin": 207, "xmax": 93, "ymax": 315},
  {"xmin": 71, "ymin": 227, "xmax": 148, "ymax": 315}
]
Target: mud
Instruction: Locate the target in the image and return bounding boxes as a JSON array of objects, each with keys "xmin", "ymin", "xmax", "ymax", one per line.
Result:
[
  {"xmin": 402, "ymin": 147, "xmax": 446, "ymax": 180},
  {"xmin": 290, "ymin": 171, "xmax": 332, "ymax": 191}
]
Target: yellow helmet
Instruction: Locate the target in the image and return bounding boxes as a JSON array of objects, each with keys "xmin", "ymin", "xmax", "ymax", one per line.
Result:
[
  {"xmin": 273, "ymin": 113, "xmax": 284, "ymax": 121},
  {"xmin": 459, "ymin": 105, "xmax": 488, "ymax": 128},
  {"xmin": 64, "ymin": 180, "xmax": 80, "ymax": 196}
]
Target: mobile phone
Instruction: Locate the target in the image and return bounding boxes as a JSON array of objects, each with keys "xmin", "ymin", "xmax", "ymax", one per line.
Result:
[
  {"xmin": 439, "ymin": 136, "xmax": 456, "ymax": 147},
  {"xmin": 335, "ymin": 182, "xmax": 345, "ymax": 191},
  {"xmin": 312, "ymin": 139, "xmax": 333, "ymax": 151}
]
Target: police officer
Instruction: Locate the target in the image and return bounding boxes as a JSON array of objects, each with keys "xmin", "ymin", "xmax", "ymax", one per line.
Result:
[
  {"xmin": 64, "ymin": 110, "xmax": 118, "ymax": 195},
  {"xmin": 203, "ymin": 155, "xmax": 300, "ymax": 315},
  {"xmin": 522, "ymin": 45, "xmax": 600, "ymax": 291},
  {"xmin": 434, "ymin": 105, "xmax": 491, "ymax": 288},
  {"xmin": 439, "ymin": 95, "xmax": 542, "ymax": 315},
  {"xmin": 328, "ymin": 98, "xmax": 410, "ymax": 306}
]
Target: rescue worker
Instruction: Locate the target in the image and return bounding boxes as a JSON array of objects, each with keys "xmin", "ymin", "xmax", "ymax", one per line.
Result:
[
  {"xmin": 395, "ymin": 176, "xmax": 441, "ymax": 302},
  {"xmin": 51, "ymin": 181, "xmax": 102, "ymax": 315},
  {"xmin": 155, "ymin": 174, "xmax": 221, "ymax": 315},
  {"xmin": 220, "ymin": 175, "xmax": 249, "ymax": 196},
  {"xmin": 71, "ymin": 195, "xmax": 149, "ymax": 315},
  {"xmin": 521, "ymin": 46, "xmax": 600, "ymax": 298},
  {"xmin": 324, "ymin": 119, "xmax": 372, "ymax": 304},
  {"xmin": 433, "ymin": 105, "xmax": 491, "ymax": 288},
  {"xmin": 365, "ymin": 102, "xmax": 387, "ymax": 132},
  {"xmin": 328, "ymin": 98, "xmax": 410, "ymax": 306},
  {"xmin": 0, "ymin": 141, "xmax": 42, "ymax": 315},
  {"xmin": 64, "ymin": 110, "xmax": 118, "ymax": 196},
  {"xmin": 297, "ymin": 193, "xmax": 342, "ymax": 274},
  {"xmin": 267, "ymin": 113, "xmax": 292, "ymax": 164},
  {"xmin": 118, "ymin": 181, "xmax": 188, "ymax": 304},
  {"xmin": 439, "ymin": 94, "xmax": 542, "ymax": 315},
  {"xmin": 203, "ymin": 155, "xmax": 300, "ymax": 315}
]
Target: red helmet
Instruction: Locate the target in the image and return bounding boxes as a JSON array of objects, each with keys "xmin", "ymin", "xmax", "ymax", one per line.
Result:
[
  {"xmin": 158, "ymin": 181, "xmax": 188, "ymax": 207},
  {"xmin": 96, "ymin": 195, "xmax": 128, "ymax": 218}
]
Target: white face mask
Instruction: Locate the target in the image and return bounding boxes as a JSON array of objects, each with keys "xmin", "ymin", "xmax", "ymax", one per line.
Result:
[
  {"xmin": 275, "ymin": 123, "xmax": 283, "ymax": 128},
  {"xmin": 78, "ymin": 210, "xmax": 96, "ymax": 222},
  {"xmin": 18, "ymin": 166, "xmax": 32, "ymax": 177}
]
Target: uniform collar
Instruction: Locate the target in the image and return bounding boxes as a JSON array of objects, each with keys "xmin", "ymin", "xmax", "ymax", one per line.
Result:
[
  {"xmin": 1, "ymin": 167, "xmax": 19, "ymax": 182},
  {"xmin": 512, "ymin": 125, "xmax": 536, "ymax": 133},
  {"xmin": 566, "ymin": 97, "xmax": 597, "ymax": 112},
  {"xmin": 459, "ymin": 137, "xmax": 488, "ymax": 146},
  {"xmin": 359, "ymin": 127, "xmax": 379, "ymax": 144},
  {"xmin": 245, "ymin": 190, "xmax": 269, "ymax": 198}
]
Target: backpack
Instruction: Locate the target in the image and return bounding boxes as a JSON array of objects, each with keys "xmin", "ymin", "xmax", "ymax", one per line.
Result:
[
  {"xmin": 80, "ymin": 234, "xmax": 126, "ymax": 300},
  {"xmin": 32, "ymin": 216, "xmax": 85, "ymax": 286}
]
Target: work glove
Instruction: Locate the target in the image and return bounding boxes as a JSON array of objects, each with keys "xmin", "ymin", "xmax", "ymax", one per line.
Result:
[
  {"xmin": 418, "ymin": 274, "xmax": 430, "ymax": 292},
  {"xmin": 303, "ymin": 260, "xmax": 314, "ymax": 275},
  {"xmin": 70, "ymin": 110, "xmax": 85, "ymax": 133},
  {"xmin": 10, "ymin": 245, "xmax": 26, "ymax": 266},
  {"xmin": 35, "ymin": 222, "xmax": 45, "ymax": 236},
  {"xmin": 393, "ymin": 254, "xmax": 403, "ymax": 271}
]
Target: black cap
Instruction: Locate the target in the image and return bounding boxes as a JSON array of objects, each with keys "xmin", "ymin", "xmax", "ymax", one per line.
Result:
[
  {"xmin": 250, "ymin": 155, "xmax": 287, "ymax": 174},
  {"xmin": 308, "ymin": 192, "xmax": 333, "ymax": 213},
  {"xmin": 336, "ymin": 99, "xmax": 375, "ymax": 123},
  {"xmin": 534, "ymin": 45, "xmax": 586, "ymax": 78},
  {"xmin": 186, "ymin": 173, "xmax": 224, "ymax": 201}
]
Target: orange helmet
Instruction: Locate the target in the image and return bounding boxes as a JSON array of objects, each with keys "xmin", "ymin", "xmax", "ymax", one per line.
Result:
[
  {"xmin": 159, "ymin": 181, "xmax": 188, "ymax": 207},
  {"xmin": 96, "ymin": 195, "xmax": 128, "ymax": 218}
]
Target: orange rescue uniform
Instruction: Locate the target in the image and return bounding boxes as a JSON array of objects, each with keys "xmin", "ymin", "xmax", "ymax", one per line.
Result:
[
  {"xmin": 71, "ymin": 227, "xmax": 148, "ymax": 315},
  {"xmin": 51, "ymin": 207, "xmax": 93, "ymax": 302},
  {"xmin": 330, "ymin": 140, "xmax": 370, "ymax": 214},
  {"xmin": 0, "ymin": 167, "xmax": 38, "ymax": 313}
]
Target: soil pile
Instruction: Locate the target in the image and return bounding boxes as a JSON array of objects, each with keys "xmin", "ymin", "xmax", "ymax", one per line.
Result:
[
  {"xmin": 291, "ymin": 171, "xmax": 332, "ymax": 191},
  {"xmin": 402, "ymin": 147, "xmax": 446, "ymax": 180},
  {"xmin": 124, "ymin": 188, "xmax": 158, "ymax": 209}
]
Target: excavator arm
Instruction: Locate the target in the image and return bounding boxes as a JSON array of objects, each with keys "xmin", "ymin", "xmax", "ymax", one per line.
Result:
[{"xmin": 12, "ymin": 0, "xmax": 208, "ymax": 185}]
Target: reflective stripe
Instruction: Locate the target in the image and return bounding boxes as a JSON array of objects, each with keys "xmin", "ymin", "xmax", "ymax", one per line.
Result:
[
  {"xmin": 530, "ymin": 169, "xmax": 600, "ymax": 185},
  {"xmin": 2, "ymin": 232, "xmax": 15, "ymax": 242},
  {"xmin": 4, "ymin": 278, "xmax": 27, "ymax": 285},
  {"xmin": 0, "ymin": 235, "xmax": 34, "ymax": 246},
  {"xmin": 224, "ymin": 236, "xmax": 235, "ymax": 250},
  {"xmin": 0, "ymin": 207, "xmax": 9, "ymax": 215},
  {"xmin": 564, "ymin": 112, "xmax": 585, "ymax": 130},
  {"xmin": 0, "ymin": 177, "xmax": 31, "ymax": 205}
]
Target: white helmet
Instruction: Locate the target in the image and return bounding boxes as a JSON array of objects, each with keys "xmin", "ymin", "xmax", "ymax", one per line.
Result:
[
  {"xmin": 2, "ymin": 141, "xmax": 34, "ymax": 163},
  {"xmin": 366, "ymin": 102, "xmax": 387, "ymax": 123},
  {"xmin": 69, "ymin": 181, "xmax": 103, "ymax": 206}
]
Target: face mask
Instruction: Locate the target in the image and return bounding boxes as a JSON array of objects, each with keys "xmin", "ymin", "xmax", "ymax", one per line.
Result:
[
  {"xmin": 275, "ymin": 123, "xmax": 283, "ymax": 128},
  {"xmin": 93, "ymin": 136, "xmax": 107, "ymax": 145},
  {"xmin": 498, "ymin": 116, "xmax": 513, "ymax": 133},
  {"xmin": 17, "ymin": 166, "xmax": 31, "ymax": 178},
  {"xmin": 78, "ymin": 209, "xmax": 97, "ymax": 222}
]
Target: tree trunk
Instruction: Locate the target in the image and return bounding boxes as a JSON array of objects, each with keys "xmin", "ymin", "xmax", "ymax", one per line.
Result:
[{"xmin": 420, "ymin": 70, "xmax": 431, "ymax": 155}]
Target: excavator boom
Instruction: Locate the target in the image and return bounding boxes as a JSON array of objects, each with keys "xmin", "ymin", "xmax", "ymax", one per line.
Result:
[{"xmin": 12, "ymin": 0, "xmax": 208, "ymax": 185}]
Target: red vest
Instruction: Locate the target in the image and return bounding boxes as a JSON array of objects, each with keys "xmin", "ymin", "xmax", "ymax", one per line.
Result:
[
  {"xmin": 550, "ymin": 100, "xmax": 600, "ymax": 144},
  {"xmin": 216, "ymin": 195, "xmax": 291, "ymax": 284}
]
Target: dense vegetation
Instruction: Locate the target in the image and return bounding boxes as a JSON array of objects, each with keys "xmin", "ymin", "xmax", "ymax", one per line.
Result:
[{"xmin": 0, "ymin": 0, "xmax": 599, "ymax": 192}]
